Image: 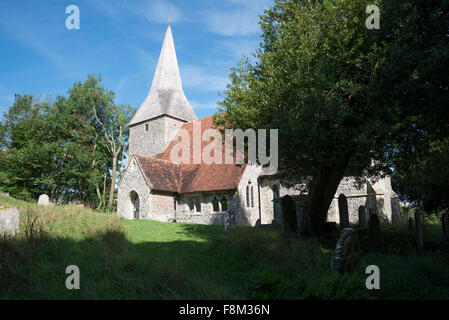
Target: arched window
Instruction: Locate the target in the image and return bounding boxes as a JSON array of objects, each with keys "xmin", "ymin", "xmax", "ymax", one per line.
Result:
[
  {"xmin": 221, "ymin": 196, "xmax": 228, "ymax": 212},
  {"xmin": 188, "ymin": 198, "xmax": 194, "ymax": 211},
  {"xmin": 246, "ymin": 185, "xmax": 250, "ymax": 207},
  {"xmin": 251, "ymin": 186, "xmax": 254, "ymax": 207},
  {"xmin": 273, "ymin": 184, "xmax": 280, "ymax": 198},
  {"xmin": 212, "ymin": 197, "xmax": 220, "ymax": 212},
  {"xmin": 195, "ymin": 198, "xmax": 201, "ymax": 213},
  {"xmin": 130, "ymin": 191, "xmax": 139, "ymax": 220}
]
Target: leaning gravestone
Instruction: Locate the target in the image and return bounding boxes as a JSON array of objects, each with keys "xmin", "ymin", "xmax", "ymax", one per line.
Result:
[
  {"xmin": 38, "ymin": 194, "xmax": 50, "ymax": 206},
  {"xmin": 338, "ymin": 194, "xmax": 350, "ymax": 229},
  {"xmin": 281, "ymin": 195, "xmax": 298, "ymax": 234},
  {"xmin": 368, "ymin": 213, "xmax": 381, "ymax": 248},
  {"xmin": 358, "ymin": 206, "xmax": 367, "ymax": 228},
  {"xmin": 331, "ymin": 228, "xmax": 360, "ymax": 274},
  {"xmin": 441, "ymin": 212, "xmax": 449, "ymax": 239},
  {"xmin": 0, "ymin": 205, "xmax": 20, "ymax": 236}
]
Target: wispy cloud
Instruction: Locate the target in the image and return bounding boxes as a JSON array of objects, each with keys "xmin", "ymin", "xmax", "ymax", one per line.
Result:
[
  {"xmin": 222, "ymin": 38, "xmax": 260, "ymax": 59},
  {"xmin": 180, "ymin": 65, "xmax": 229, "ymax": 92},
  {"xmin": 136, "ymin": 0, "xmax": 184, "ymax": 24},
  {"xmin": 190, "ymin": 100, "xmax": 219, "ymax": 112},
  {"xmin": 202, "ymin": 0, "xmax": 272, "ymax": 36},
  {"xmin": 0, "ymin": 5, "xmax": 78, "ymax": 77}
]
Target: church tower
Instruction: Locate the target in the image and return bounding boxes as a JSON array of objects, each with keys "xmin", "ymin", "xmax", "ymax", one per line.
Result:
[{"xmin": 128, "ymin": 25, "xmax": 197, "ymax": 158}]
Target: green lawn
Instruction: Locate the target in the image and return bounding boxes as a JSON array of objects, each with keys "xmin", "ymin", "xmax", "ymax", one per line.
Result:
[{"xmin": 1, "ymin": 196, "xmax": 449, "ymax": 299}]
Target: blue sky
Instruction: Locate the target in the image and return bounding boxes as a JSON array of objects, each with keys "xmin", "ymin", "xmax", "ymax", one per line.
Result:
[{"xmin": 0, "ymin": 0, "xmax": 274, "ymax": 119}]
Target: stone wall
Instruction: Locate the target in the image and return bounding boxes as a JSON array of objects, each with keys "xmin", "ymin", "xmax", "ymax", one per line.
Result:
[
  {"xmin": 150, "ymin": 191, "xmax": 176, "ymax": 222},
  {"xmin": 129, "ymin": 116, "xmax": 185, "ymax": 158},
  {"xmin": 175, "ymin": 192, "xmax": 233, "ymax": 225},
  {"xmin": 234, "ymin": 164, "xmax": 262, "ymax": 226},
  {"xmin": 273, "ymin": 176, "xmax": 399, "ymax": 225},
  {"xmin": 117, "ymin": 157, "xmax": 151, "ymax": 220}
]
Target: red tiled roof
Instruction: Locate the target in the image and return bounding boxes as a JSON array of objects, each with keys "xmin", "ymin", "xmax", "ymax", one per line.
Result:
[
  {"xmin": 135, "ymin": 115, "xmax": 247, "ymax": 194},
  {"xmin": 134, "ymin": 155, "xmax": 180, "ymax": 192}
]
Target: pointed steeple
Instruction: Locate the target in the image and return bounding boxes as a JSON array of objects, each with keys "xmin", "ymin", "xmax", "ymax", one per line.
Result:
[{"xmin": 129, "ymin": 25, "xmax": 197, "ymax": 126}]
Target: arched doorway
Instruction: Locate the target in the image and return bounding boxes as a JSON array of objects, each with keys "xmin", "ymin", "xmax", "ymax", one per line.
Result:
[{"xmin": 130, "ymin": 191, "xmax": 140, "ymax": 219}]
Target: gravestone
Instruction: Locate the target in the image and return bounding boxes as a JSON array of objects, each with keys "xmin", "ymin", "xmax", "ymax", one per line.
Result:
[
  {"xmin": 358, "ymin": 205, "xmax": 367, "ymax": 228},
  {"xmin": 338, "ymin": 194, "xmax": 350, "ymax": 229},
  {"xmin": 296, "ymin": 195, "xmax": 311, "ymax": 237},
  {"xmin": 281, "ymin": 195, "xmax": 298, "ymax": 234},
  {"xmin": 368, "ymin": 213, "xmax": 381, "ymax": 248},
  {"xmin": 0, "ymin": 206, "xmax": 20, "ymax": 236},
  {"xmin": 38, "ymin": 194, "xmax": 50, "ymax": 206},
  {"xmin": 442, "ymin": 212, "xmax": 449, "ymax": 239},
  {"xmin": 409, "ymin": 217, "xmax": 414, "ymax": 232},
  {"xmin": 331, "ymin": 228, "xmax": 360, "ymax": 274},
  {"xmin": 414, "ymin": 210, "xmax": 424, "ymax": 251},
  {"xmin": 0, "ymin": 192, "xmax": 9, "ymax": 197},
  {"xmin": 224, "ymin": 210, "xmax": 236, "ymax": 232}
]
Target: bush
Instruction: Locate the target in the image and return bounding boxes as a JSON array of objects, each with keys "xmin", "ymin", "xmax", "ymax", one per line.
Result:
[{"xmin": 248, "ymin": 269, "xmax": 371, "ymax": 300}]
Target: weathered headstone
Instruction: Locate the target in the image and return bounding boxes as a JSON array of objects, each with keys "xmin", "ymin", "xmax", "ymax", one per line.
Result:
[
  {"xmin": 37, "ymin": 194, "xmax": 50, "ymax": 206},
  {"xmin": 0, "ymin": 206, "xmax": 20, "ymax": 236},
  {"xmin": 358, "ymin": 205, "xmax": 367, "ymax": 228},
  {"xmin": 402, "ymin": 203, "xmax": 410, "ymax": 223},
  {"xmin": 408, "ymin": 217, "xmax": 414, "ymax": 232},
  {"xmin": 442, "ymin": 212, "xmax": 449, "ymax": 239},
  {"xmin": 414, "ymin": 210, "xmax": 424, "ymax": 251},
  {"xmin": 296, "ymin": 195, "xmax": 311, "ymax": 237},
  {"xmin": 0, "ymin": 192, "xmax": 9, "ymax": 197},
  {"xmin": 338, "ymin": 194, "xmax": 350, "ymax": 229},
  {"xmin": 281, "ymin": 195, "xmax": 298, "ymax": 234},
  {"xmin": 228, "ymin": 209, "xmax": 236, "ymax": 230},
  {"xmin": 331, "ymin": 228, "xmax": 360, "ymax": 274},
  {"xmin": 368, "ymin": 213, "xmax": 381, "ymax": 248}
]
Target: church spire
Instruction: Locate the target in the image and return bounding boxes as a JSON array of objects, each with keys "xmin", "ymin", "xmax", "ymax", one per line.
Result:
[{"xmin": 129, "ymin": 25, "xmax": 197, "ymax": 126}]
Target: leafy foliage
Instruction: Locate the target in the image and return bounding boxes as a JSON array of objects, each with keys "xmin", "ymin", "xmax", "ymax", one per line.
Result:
[{"xmin": 0, "ymin": 75, "xmax": 134, "ymax": 207}]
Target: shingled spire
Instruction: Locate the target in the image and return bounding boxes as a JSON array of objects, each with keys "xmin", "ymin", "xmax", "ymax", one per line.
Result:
[{"xmin": 129, "ymin": 25, "xmax": 197, "ymax": 126}]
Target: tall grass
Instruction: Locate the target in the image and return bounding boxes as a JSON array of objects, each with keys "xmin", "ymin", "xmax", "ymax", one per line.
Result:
[{"xmin": 1, "ymin": 196, "xmax": 449, "ymax": 299}]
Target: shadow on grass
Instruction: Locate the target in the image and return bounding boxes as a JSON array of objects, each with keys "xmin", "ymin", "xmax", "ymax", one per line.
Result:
[
  {"xmin": 2, "ymin": 219, "xmax": 449, "ymax": 300},
  {"xmin": 0, "ymin": 227, "xmax": 243, "ymax": 300}
]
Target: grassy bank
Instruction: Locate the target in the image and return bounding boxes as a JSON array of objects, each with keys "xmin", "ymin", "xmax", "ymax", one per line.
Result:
[{"xmin": 1, "ymin": 196, "xmax": 449, "ymax": 299}]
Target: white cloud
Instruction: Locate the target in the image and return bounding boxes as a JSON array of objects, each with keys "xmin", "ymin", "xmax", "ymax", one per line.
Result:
[
  {"xmin": 189, "ymin": 100, "xmax": 219, "ymax": 111},
  {"xmin": 180, "ymin": 65, "xmax": 229, "ymax": 92},
  {"xmin": 202, "ymin": 0, "xmax": 273, "ymax": 36},
  {"xmin": 223, "ymin": 38, "xmax": 259, "ymax": 59},
  {"xmin": 141, "ymin": 0, "xmax": 183, "ymax": 24}
]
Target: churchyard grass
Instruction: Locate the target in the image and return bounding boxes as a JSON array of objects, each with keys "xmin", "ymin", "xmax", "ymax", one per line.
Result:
[{"xmin": 1, "ymin": 195, "xmax": 449, "ymax": 299}]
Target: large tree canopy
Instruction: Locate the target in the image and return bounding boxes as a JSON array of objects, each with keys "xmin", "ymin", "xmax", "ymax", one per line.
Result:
[
  {"xmin": 216, "ymin": 0, "xmax": 449, "ymax": 234},
  {"xmin": 0, "ymin": 75, "xmax": 134, "ymax": 208}
]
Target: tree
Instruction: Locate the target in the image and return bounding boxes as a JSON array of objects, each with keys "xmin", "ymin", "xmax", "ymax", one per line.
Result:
[
  {"xmin": 93, "ymin": 102, "xmax": 133, "ymax": 209},
  {"xmin": 217, "ymin": 0, "xmax": 449, "ymax": 235},
  {"xmin": 375, "ymin": 0, "xmax": 449, "ymax": 213},
  {"xmin": 0, "ymin": 94, "xmax": 57, "ymax": 200},
  {"xmin": 217, "ymin": 0, "xmax": 388, "ymax": 235},
  {"xmin": 0, "ymin": 75, "xmax": 134, "ymax": 209}
]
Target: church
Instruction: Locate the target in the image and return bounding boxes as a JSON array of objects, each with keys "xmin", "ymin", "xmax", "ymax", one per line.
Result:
[{"xmin": 117, "ymin": 26, "xmax": 401, "ymax": 226}]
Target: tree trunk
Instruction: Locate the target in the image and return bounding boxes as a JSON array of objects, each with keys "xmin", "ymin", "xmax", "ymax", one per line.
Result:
[
  {"xmin": 306, "ymin": 158, "xmax": 350, "ymax": 236},
  {"xmin": 96, "ymin": 184, "xmax": 102, "ymax": 209},
  {"xmin": 107, "ymin": 152, "xmax": 118, "ymax": 209}
]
